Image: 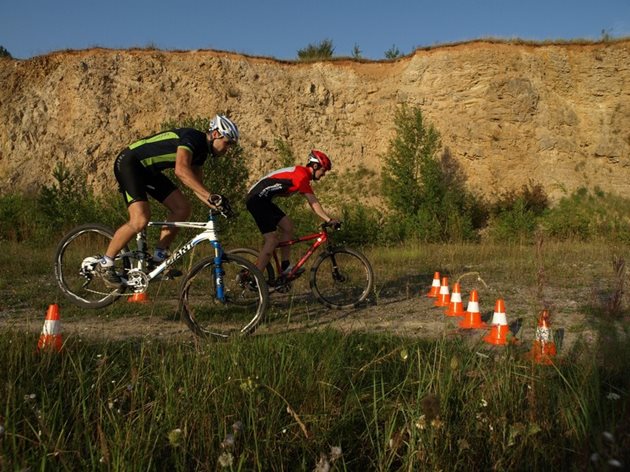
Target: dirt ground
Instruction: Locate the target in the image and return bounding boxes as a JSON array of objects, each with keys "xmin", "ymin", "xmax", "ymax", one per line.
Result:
[{"xmin": 0, "ymin": 275, "xmax": 598, "ymax": 357}]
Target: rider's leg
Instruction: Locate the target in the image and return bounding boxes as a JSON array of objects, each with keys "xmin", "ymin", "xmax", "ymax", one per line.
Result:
[
  {"xmin": 105, "ymin": 201, "xmax": 151, "ymax": 260},
  {"xmin": 155, "ymin": 189, "xmax": 191, "ymax": 253},
  {"xmin": 257, "ymin": 231, "xmax": 279, "ymax": 272},
  {"xmin": 277, "ymin": 216, "xmax": 294, "ymax": 269}
]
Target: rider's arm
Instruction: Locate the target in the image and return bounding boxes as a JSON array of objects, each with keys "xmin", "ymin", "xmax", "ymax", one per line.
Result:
[
  {"xmin": 304, "ymin": 193, "xmax": 333, "ymax": 222},
  {"xmin": 174, "ymin": 147, "xmax": 211, "ymax": 204}
]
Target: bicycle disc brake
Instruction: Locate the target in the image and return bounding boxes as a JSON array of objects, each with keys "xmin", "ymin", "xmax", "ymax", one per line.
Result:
[{"xmin": 80, "ymin": 256, "xmax": 101, "ymax": 279}]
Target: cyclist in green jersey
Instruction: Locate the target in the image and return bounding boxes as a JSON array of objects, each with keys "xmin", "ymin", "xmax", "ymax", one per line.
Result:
[{"xmin": 97, "ymin": 115, "xmax": 239, "ymax": 287}]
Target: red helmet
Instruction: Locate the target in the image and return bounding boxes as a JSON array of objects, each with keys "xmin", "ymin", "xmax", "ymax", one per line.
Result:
[{"xmin": 307, "ymin": 150, "xmax": 332, "ymax": 171}]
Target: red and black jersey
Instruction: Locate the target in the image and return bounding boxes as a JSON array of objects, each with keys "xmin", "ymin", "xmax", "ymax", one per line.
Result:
[{"xmin": 247, "ymin": 166, "xmax": 313, "ymax": 200}]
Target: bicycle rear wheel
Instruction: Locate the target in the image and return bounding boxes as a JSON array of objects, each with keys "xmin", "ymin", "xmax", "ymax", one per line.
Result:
[
  {"xmin": 310, "ymin": 247, "xmax": 374, "ymax": 309},
  {"xmin": 54, "ymin": 224, "xmax": 130, "ymax": 309},
  {"xmin": 227, "ymin": 247, "xmax": 275, "ymax": 283},
  {"xmin": 179, "ymin": 254, "xmax": 269, "ymax": 338}
]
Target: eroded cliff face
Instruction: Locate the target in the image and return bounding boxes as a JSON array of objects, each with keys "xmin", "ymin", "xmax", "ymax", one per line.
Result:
[{"xmin": 0, "ymin": 40, "xmax": 629, "ymax": 202}]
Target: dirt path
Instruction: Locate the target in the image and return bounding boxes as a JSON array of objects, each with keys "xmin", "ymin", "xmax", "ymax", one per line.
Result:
[{"xmin": 0, "ymin": 283, "xmax": 595, "ymax": 356}]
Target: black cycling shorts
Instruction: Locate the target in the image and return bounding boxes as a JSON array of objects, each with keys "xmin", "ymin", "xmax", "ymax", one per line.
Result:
[
  {"xmin": 114, "ymin": 151, "xmax": 177, "ymax": 206},
  {"xmin": 246, "ymin": 197, "xmax": 286, "ymax": 234}
]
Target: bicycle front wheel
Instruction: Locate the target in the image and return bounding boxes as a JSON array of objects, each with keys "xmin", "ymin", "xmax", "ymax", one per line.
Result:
[
  {"xmin": 179, "ymin": 254, "xmax": 269, "ymax": 338},
  {"xmin": 54, "ymin": 224, "xmax": 130, "ymax": 309},
  {"xmin": 310, "ymin": 247, "xmax": 374, "ymax": 309}
]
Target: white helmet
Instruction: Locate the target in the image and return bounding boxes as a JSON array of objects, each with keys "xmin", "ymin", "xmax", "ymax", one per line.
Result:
[{"xmin": 209, "ymin": 114, "xmax": 239, "ymax": 142}]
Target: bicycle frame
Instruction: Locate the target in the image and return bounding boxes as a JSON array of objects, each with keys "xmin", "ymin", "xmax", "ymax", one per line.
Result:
[
  {"xmin": 121, "ymin": 212, "xmax": 229, "ymax": 300},
  {"xmin": 271, "ymin": 229, "xmax": 329, "ymax": 278}
]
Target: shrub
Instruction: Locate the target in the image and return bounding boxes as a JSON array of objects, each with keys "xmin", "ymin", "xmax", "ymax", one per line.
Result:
[
  {"xmin": 0, "ymin": 45, "xmax": 12, "ymax": 59},
  {"xmin": 297, "ymin": 39, "xmax": 334, "ymax": 61},
  {"xmin": 541, "ymin": 187, "xmax": 630, "ymax": 242},
  {"xmin": 384, "ymin": 44, "xmax": 402, "ymax": 59},
  {"xmin": 381, "ymin": 106, "xmax": 486, "ymax": 242},
  {"xmin": 487, "ymin": 181, "xmax": 549, "ymax": 243}
]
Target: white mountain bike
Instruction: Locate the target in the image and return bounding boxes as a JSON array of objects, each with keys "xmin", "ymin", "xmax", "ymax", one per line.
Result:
[{"xmin": 53, "ymin": 202, "xmax": 269, "ymax": 338}]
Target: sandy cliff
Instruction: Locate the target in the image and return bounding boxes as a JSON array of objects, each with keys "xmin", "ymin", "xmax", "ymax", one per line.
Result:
[{"xmin": 0, "ymin": 40, "xmax": 628, "ymax": 202}]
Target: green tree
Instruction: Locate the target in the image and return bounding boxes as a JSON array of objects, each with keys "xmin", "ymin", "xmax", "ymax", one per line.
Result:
[
  {"xmin": 384, "ymin": 44, "xmax": 402, "ymax": 59},
  {"xmin": 351, "ymin": 44, "xmax": 362, "ymax": 59},
  {"xmin": 0, "ymin": 45, "xmax": 12, "ymax": 59},
  {"xmin": 381, "ymin": 106, "xmax": 485, "ymax": 241},
  {"xmin": 297, "ymin": 39, "xmax": 334, "ymax": 61},
  {"xmin": 381, "ymin": 106, "xmax": 441, "ymax": 216}
]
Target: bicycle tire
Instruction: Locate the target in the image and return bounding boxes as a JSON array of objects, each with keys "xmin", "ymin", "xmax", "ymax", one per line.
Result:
[
  {"xmin": 179, "ymin": 253, "xmax": 269, "ymax": 338},
  {"xmin": 310, "ymin": 247, "xmax": 374, "ymax": 309},
  {"xmin": 227, "ymin": 247, "xmax": 276, "ymax": 283},
  {"xmin": 54, "ymin": 224, "xmax": 130, "ymax": 309}
]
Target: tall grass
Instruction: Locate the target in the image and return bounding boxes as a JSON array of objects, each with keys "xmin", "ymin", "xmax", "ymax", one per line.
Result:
[{"xmin": 1, "ymin": 329, "xmax": 628, "ymax": 470}]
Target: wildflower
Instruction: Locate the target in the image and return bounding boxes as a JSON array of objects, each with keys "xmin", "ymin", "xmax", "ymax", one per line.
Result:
[
  {"xmin": 480, "ymin": 399, "xmax": 488, "ymax": 408},
  {"xmin": 400, "ymin": 349, "xmax": 409, "ymax": 361},
  {"xmin": 415, "ymin": 415, "xmax": 426, "ymax": 430},
  {"xmin": 329, "ymin": 446, "xmax": 342, "ymax": 462},
  {"xmin": 449, "ymin": 355, "xmax": 460, "ymax": 370},
  {"xmin": 607, "ymin": 459, "xmax": 623, "ymax": 468},
  {"xmin": 221, "ymin": 434, "xmax": 235, "ymax": 449},
  {"xmin": 590, "ymin": 453, "xmax": 600, "ymax": 463},
  {"xmin": 430, "ymin": 418, "xmax": 444, "ymax": 429},
  {"xmin": 240, "ymin": 377, "xmax": 257, "ymax": 394},
  {"xmin": 606, "ymin": 392, "xmax": 621, "ymax": 401},
  {"xmin": 218, "ymin": 452, "xmax": 234, "ymax": 467},
  {"xmin": 168, "ymin": 428, "xmax": 183, "ymax": 447},
  {"xmin": 314, "ymin": 454, "xmax": 330, "ymax": 472},
  {"xmin": 232, "ymin": 421, "xmax": 243, "ymax": 433},
  {"xmin": 602, "ymin": 431, "xmax": 615, "ymax": 443}
]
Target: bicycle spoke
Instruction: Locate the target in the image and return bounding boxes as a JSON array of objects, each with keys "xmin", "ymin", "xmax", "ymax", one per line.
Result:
[
  {"xmin": 179, "ymin": 255, "xmax": 268, "ymax": 338},
  {"xmin": 311, "ymin": 248, "xmax": 374, "ymax": 309},
  {"xmin": 54, "ymin": 225, "xmax": 129, "ymax": 308}
]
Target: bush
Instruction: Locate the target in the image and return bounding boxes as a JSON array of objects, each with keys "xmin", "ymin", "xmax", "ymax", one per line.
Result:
[
  {"xmin": 541, "ymin": 187, "xmax": 630, "ymax": 242},
  {"xmin": 381, "ymin": 106, "xmax": 486, "ymax": 242},
  {"xmin": 0, "ymin": 45, "xmax": 12, "ymax": 59},
  {"xmin": 486, "ymin": 181, "xmax": 549, "ymax": 243},
  {"xmin": 297, "ymin": 39, "xmax": 334, "ymax": 61}
]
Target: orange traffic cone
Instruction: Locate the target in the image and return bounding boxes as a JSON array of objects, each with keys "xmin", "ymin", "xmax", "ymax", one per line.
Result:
[
  {"xmin": 433, "ymin": 277, "xmax": 451, "ymax": 307},
  {"xmin": 37, "ymin": 304, "xmax": 63, "ymax": 353},
  {"xmin": 483, "ymin": 299, "xmax": 513, "ymax": 345},
  {"xmin": 445, "ymin": 282, "xmax": 466, "ymax": 316},
  {"xmin": 459, "ymin": 290, "xmax": 487, "ymax": 329},
  {"xmin": 528, "ymin": 309, "xmax": 557, "ymax": 364},
  {"xmin": 426, "ymin": 272, "xmax": 441, "ymax": 298},
  {"xmin": 128, "ymin": 292, "xmax": 149, "ymax": 303}
]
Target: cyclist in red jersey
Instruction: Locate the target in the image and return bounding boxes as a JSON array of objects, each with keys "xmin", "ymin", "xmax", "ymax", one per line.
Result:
[
  {"xmin": 96, "ymin": 115, "xmax": 239, "ymax": 287},
  {"xmin": 246, "ymin": 150, "xmax": 339, "ymax": 276}
]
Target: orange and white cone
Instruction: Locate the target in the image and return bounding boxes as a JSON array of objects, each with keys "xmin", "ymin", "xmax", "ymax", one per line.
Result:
[
  {"xmin": 433, "ymin": 277, "xmax": 451, "ymax": 307},
  {"xmin": 483, "ymin": 299, "xmax": 513, "ymax": 345},
  {"xmin": 128, "ymin": 292, "xmax": 149, "ymax": 303},
  {"xmin": 445, "ymin": 282, "xmax": 466, "ymax": 316},
  {"xmin": 426, "ymin": 272, "xmax": 441, "ymax": 298},
  {"xmin": 37, "ymin": 304, "xmax": 63, "ymax": 353},
  {"xmin": 459, "ymin": 290, "xmax": 487, "ymax": 329},
  {"xmin": 528, "ymin": 309, "xmax": 557, "ymax": 364}
]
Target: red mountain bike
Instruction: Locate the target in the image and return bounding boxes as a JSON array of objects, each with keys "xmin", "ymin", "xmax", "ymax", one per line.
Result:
[{"xmin": 229, "ymin": 221, "xmax": 374, "ymax": 309}]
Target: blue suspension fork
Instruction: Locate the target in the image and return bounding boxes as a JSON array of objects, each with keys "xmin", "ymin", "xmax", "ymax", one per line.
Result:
[{"xmin": 212, "ymin": 241, "xmax": 226, "ymax": 301}]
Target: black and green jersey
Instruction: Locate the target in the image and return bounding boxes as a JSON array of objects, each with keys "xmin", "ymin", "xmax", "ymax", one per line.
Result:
[{"xmin": 125, "ymin": 128, "xmax": 210, "ymax": 174}]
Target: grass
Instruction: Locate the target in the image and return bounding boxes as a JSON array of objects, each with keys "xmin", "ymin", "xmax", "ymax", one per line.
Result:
[
  {"xmin": 1, "ymin": 240, "xmax": 629, "ymax": 469},
  {"xmin": 1, "ymin": 329, "xmax": 628, "ymax": 470}
]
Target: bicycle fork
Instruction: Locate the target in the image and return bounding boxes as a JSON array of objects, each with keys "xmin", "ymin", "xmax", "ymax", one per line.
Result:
[{"xmin": 212, "ymin": 241, "xmax": 226, "ymax": 302}]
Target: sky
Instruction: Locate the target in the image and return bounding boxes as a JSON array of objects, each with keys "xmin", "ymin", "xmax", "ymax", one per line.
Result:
[{"xmin": 1, "ymin": 0, "xmax": 629, "ymax": 61}]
